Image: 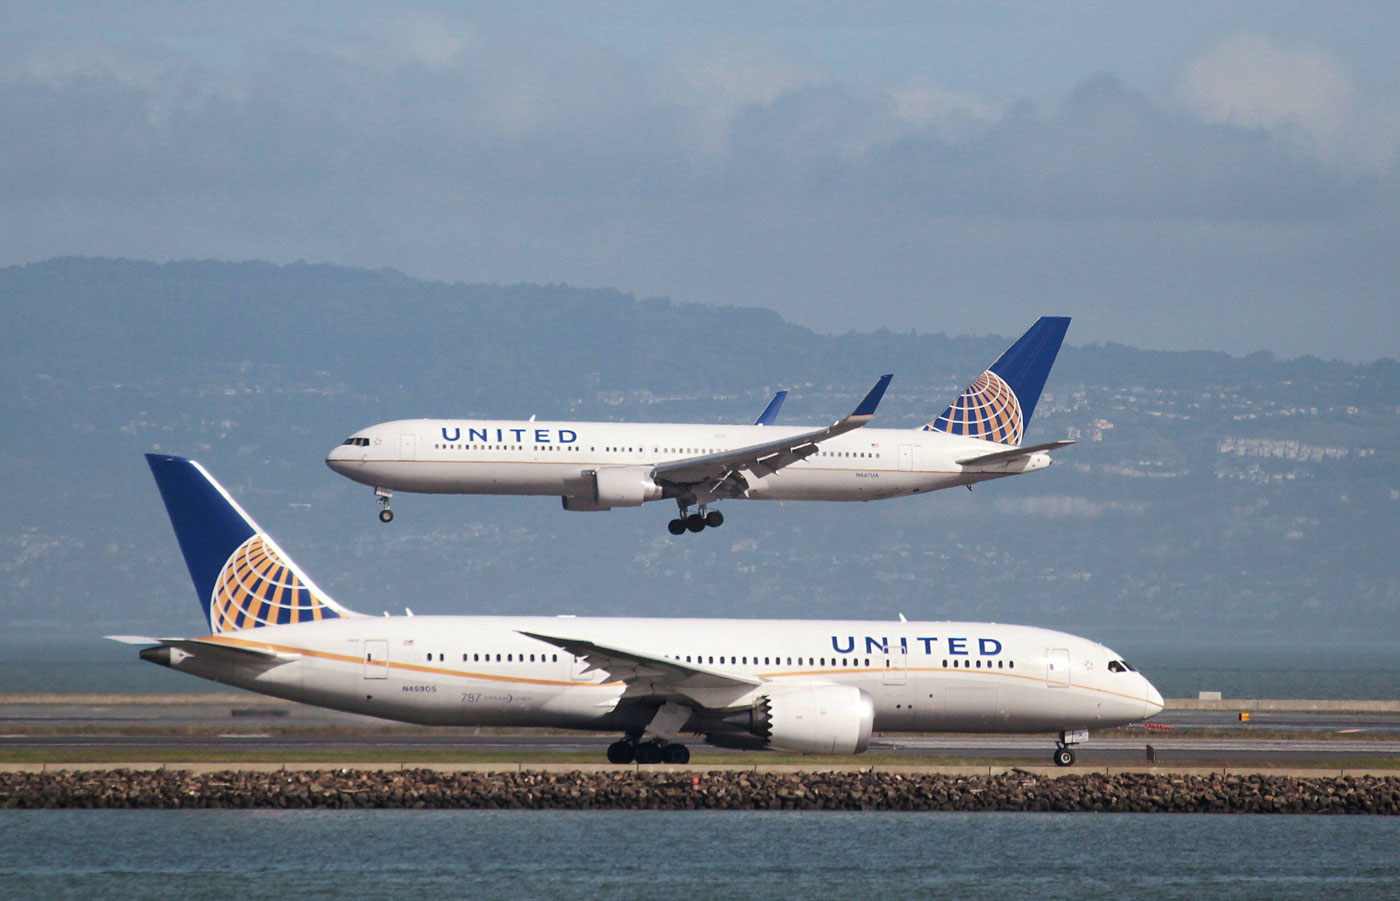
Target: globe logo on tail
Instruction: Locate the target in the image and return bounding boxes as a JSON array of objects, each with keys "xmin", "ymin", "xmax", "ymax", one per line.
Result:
[
  {"xmin": 926, "ymin": 369, "xmax": 1024, "ymax": 445},
  {"xmin": 209, "ymin": 534, "xmax": 340, "ymax": 633}
]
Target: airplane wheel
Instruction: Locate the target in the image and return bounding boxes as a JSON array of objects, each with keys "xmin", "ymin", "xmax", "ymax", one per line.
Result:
[
  {"xmin": 667, "ymin": 518, "xmax": 686, "ymax": 535},
  {"xmin": 705, "ymin": 510, "xmax": 724, "ymax": 528},
  {"xmin": 685, "ymin": 513, "xmax": 706, "ymax": 533},
  {"xmin": 378, "ymin": 509, "xmax": 394, "ymax": 523},
  {"xmin": 662, "ymin": 743, "xmax": 690, "ymax": 765},
  {"xmin": 1054, "ymin": 747, "xmax": 1075, "ymax": 767},
  {"xmin": 635, "ymin": 742, "xmax": 663, "ymax": 765},
  {"xmin": 606, "ymin": 740, "xmax": 635, "ymax": 764}
]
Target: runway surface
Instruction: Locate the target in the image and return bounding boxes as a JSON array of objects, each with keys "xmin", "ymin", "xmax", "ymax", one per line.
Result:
[{"xmin": 3, "ymin": 696, "xmax": 1398, "ymax": 766}]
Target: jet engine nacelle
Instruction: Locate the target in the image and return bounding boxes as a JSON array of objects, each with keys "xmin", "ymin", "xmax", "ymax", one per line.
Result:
[
  {"xmin": 726, "ymin": 683, "xmax": 875, "ymax": 755},
  {"xmin": 562, "ymin": 466, "xmax": 662, "ymax": 511}
]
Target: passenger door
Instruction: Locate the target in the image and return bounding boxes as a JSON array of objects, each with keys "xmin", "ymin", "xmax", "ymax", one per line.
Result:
[
  {"xmin": 1046, "ymin": 648, "xmax": 1070, "ymax": 687},
  {"xmin": 364, "ymin": 639, "xmax": 389, "ymax": 679},
  {"xmin": 883, "ymin": 635, "xmax": 907, "ymax": 685}
]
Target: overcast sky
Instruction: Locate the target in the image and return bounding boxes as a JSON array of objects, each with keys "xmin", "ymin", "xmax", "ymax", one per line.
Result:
[{"xmin": 3, "ymin": 2, "xmax": 1397, "ymax": 361}]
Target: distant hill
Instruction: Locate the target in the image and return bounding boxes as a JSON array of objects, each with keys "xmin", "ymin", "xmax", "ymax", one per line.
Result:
[{"xmin": 2, "ymin": 257, "xmax": 1397, "ymax": 650}]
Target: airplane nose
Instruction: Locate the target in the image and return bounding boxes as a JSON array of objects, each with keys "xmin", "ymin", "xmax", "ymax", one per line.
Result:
[
  {"xmin": 325, "ymin": 445, "xmax": 356, "ymax": 474},
  {"xmin": 1143, "ymin": 679, "xmax": 1165, "ymax": 719}
]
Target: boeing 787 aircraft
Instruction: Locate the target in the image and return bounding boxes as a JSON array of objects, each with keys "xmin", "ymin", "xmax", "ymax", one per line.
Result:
[
  {"xmin": 326, "ymin": 317, "xmax": 1073, "ymax": 533},
  {"xmin": 115, "ymin": 453, "xmax": 1163, "ymax": 766}
]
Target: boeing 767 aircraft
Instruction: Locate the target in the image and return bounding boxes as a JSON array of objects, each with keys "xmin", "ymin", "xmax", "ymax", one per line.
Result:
[
  {"xmin": 326, "ymin": 317, "xmax": 1073, "ymax": 533},
  {"xmin": 114, "ymin": 453, "xmax": 1162, "ymax": 766}
]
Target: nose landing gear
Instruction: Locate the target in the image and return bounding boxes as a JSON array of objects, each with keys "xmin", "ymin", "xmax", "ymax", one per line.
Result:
[
  {"xmin": 1052, "ymin": 728, "xmax": 1086, "ymax": 766},
  {"xmin": 375, "ymin": 488, "xmax": 393, "ymax": 523},
  {"xmin": 667, "ymin": 501, "xmax": 723, "ymax": 535}
]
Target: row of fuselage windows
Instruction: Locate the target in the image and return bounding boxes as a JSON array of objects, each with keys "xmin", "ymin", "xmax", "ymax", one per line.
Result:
[
  {"xmin": 668, "ymin": 655, "xmax": 875, "ymax": 667},
  {"xmin": 430, "ymin": 444, "xmax": 879, "ymax": 460},
  {"xmin": 434, "ymin": 444, "xmax": 560, "ymax": 452},
  {"xmin": 448, "ymin": 652, "xmax": 560, "ymax": 663},
  {"xmin": 416, "ymin": 651, "xmax": 1015, "ymax": 670}
]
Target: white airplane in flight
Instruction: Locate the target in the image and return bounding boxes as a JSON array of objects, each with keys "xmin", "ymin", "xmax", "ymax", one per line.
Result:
[
  {"xmin": 326, "ymin": 317, "xmax": 1074, "ymax": 534},
  {"xmin": 115, "ymin": 454, "xmax": 1163, "ymax": 766}
]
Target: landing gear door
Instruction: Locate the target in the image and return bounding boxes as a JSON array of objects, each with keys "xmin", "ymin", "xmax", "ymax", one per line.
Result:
[
  {"xmin": 1046, "ymin": 648, "xmax": 1070, "ymax": 687},
  {"xmin": 364, "ymin": 639, "xmax": 389, "ymax": 679}
]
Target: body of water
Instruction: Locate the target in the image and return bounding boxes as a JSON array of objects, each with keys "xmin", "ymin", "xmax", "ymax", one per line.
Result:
[{"xmin": 1, "ymin": 809, "xmax": 1397, "ymax": 898}]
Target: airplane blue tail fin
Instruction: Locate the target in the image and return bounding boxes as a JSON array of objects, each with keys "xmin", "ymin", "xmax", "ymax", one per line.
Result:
[
  {"xmin": 146, "ymin": 454, "xmax": 355, "ymax": 634},
  {"xmin": 924, "ymin": 316, "xmax": 1070, "ymax": 445}
]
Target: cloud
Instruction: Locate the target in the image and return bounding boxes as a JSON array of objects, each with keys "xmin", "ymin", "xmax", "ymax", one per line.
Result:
[
  {"xmin": 1178, "ymin": 33, "xmax": 1400, "ymax": 173},
  {"xmin": 0, "ymin": 15, "xmax": 1395, "ymax": 360},
  {"xmin": 0, "ymin": 23, "xmax": 1372, "ymax": 218}
]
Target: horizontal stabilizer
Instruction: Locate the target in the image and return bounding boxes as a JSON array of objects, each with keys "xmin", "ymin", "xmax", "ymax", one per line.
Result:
[
  {"xmin": 956, "ymin": 439, "xmax": 1075, "ymax": 466},
  {"xmin": 113, "ymin": 634, "xmax": 299, "ymax": 663},
  {"xmin": 162, "ymin": 637, "xmax": 294, "ymax": 660}
]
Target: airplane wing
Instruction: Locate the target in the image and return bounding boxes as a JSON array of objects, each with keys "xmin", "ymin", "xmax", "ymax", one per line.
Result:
[
  {"xmin": 956, "ymin": 439, "xmax": 1075, "ymax": 466},
  {"xmin": 519, "ymin": 631, "xmax": 760, "ymax": 692},
  {"xmin": 652, "ymin": 374, "xmax": 893, "ymax": 490},
  {"xmin": 752, "ymin": 390, "xmax": 788, "ymax": 426}
]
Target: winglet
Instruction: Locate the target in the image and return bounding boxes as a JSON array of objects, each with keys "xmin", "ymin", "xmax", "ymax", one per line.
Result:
[
  {"xmin": 753, "ymin": 390, "xmax": 789, "ymax": 426},
  {"xmin": 851, "ymin": 374, "xmax": 893, "ymax": 419}
]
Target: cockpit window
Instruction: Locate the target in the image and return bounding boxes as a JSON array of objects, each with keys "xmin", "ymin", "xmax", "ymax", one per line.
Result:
[
  {"xmin": 342, "ymin": 437, "xmax": 370, "ymax": 446},
  {"xmin": 1107, "ymin": 659, "xmax": 1137, "ymax": 673},
  {"xmin": 342, "ymin": 437, "xmax": 355, "ymax": 445}
]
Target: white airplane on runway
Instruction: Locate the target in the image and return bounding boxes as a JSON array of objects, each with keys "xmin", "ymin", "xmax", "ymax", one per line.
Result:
[
  {"xmin": 114, "ymin": 453, "xmax": 1163, "ymax": 766},
  {"xmin": 326, "ymin": 317, "xmax": 1074, "ymax": 534}
]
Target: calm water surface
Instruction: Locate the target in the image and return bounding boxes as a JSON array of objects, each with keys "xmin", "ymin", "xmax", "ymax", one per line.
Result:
[{"xmin": 2, "ymin": 810, "xmax": 1398, "ymax": 899}]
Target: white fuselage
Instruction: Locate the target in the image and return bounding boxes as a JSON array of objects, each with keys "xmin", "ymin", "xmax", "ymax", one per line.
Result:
[
  {"xmin": 325, "ymin": 419, "xmax": 1053, "ymax": 503},
  {"xmin": 160, "ymin": 614, "xmax": 1162, "ymax": 736}
]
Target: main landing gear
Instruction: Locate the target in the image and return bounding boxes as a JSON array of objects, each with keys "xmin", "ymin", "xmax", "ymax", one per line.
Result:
[
  {"xmin": 606, "ymin": 736, "xmax": 691, "ymax": 765},
  {"xmin": 667, "ymin": 501, "xmax": 723, "ymax": 536},
  {"xmin": 375, "ymin": 488, "xmax": 394, "ymax": 523}
]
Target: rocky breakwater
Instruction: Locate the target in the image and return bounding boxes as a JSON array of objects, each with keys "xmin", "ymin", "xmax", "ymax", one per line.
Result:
[{"xmin": 2, "ymin": 770, "xmax": 1398, "ymax": 814}]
